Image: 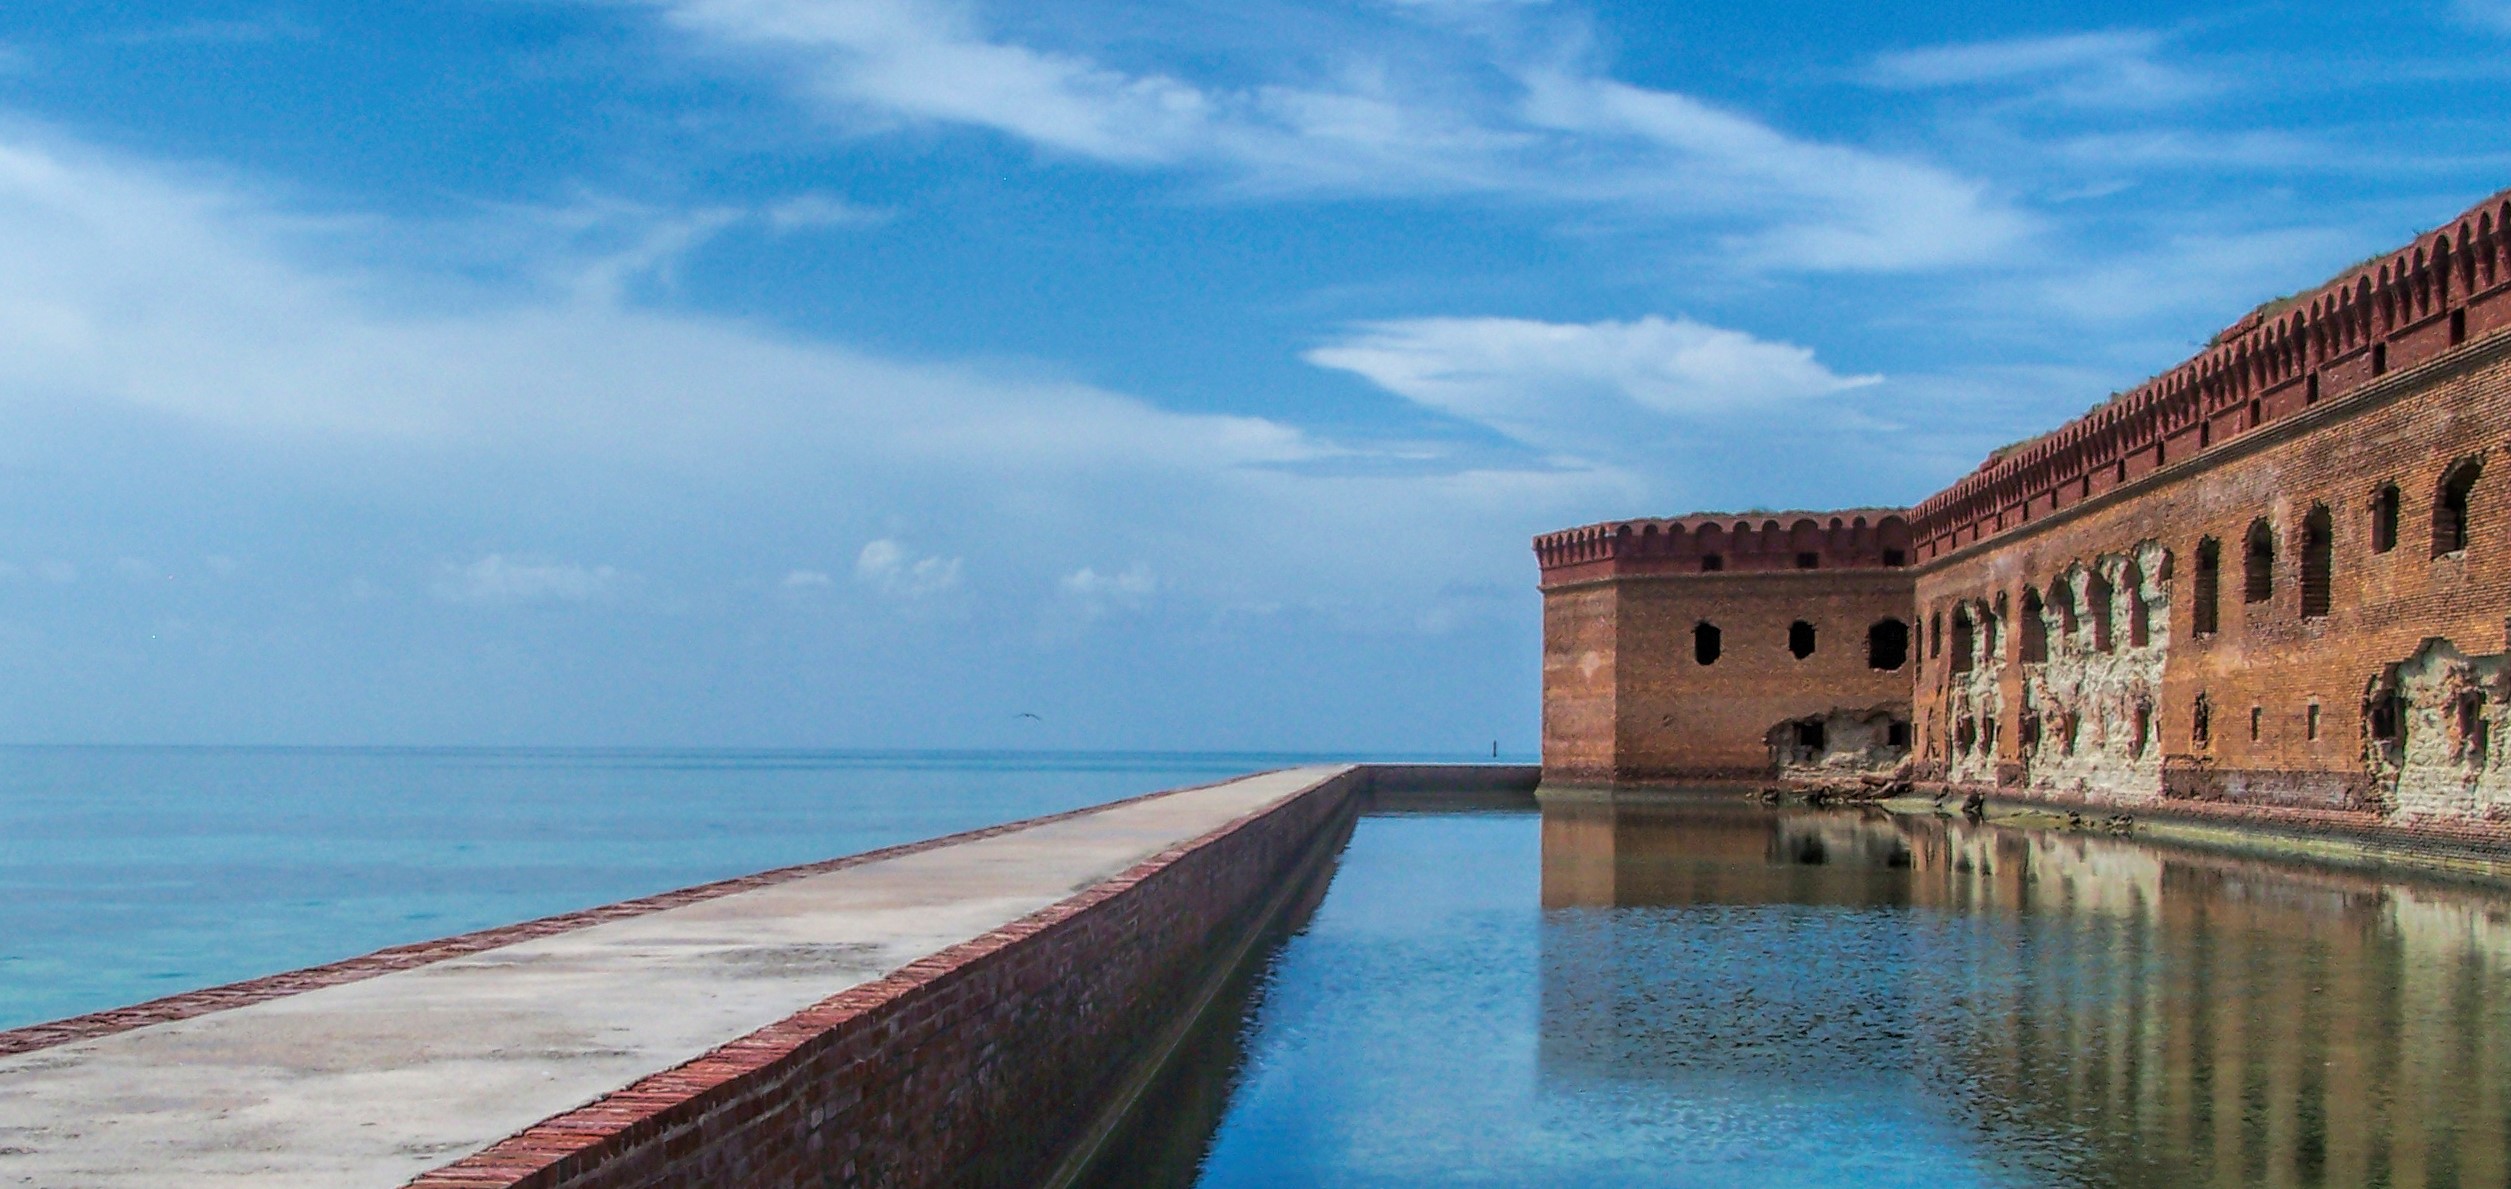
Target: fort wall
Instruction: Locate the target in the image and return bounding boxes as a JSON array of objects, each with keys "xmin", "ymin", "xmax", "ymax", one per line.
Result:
[
  {"xmin": 1537, "ymin": 185, "xmax": 2511, "ymax": 849},
  {"xmin": 1538, "ymin": 513, "xmax": 1916, "ymax": 784}
]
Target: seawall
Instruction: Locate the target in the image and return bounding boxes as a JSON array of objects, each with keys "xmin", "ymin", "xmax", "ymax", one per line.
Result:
[{"xmin": 0, "ymin": 764, "xmax": 1535, "ymax": 1188}]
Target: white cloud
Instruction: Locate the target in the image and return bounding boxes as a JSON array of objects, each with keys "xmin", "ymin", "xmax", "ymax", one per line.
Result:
[
  {"xmin": 855, "ymin": 539, "xmax": 962, "ymax": 598},
  {"xmin": 628, "ymin": 0, "xmax": 2027, "ymax": 270},
  {"xmin": 1059, "ymin": 563, "xmax": 1155, "ymax": 616},
  {"xmin": 2459, "ymin": 0, "xmax": 2511, "ymax": 32},
  {"xmin": 1306, "ymin": 315, "xmax": 1878, "ymax": 459},
  {"xmin": 0, "ymin": 119, "xmax": 1639, "ymax": 701},
  {"xmin": 764, "ymin": 192, "xmax": 888, "ymax": 231},
  {"xmin": 434, "ymin": 555, "xmax": 622, "ymax": 605},
  {"xmin": 1868, "ymin": 30, "xmax": 2211, "ymax": 110}
]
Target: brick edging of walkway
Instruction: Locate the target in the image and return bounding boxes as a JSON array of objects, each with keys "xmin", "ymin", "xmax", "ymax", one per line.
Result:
[{"xmin": 402, "ymin": 766, "xmax": 1362, "ymax": 1189}]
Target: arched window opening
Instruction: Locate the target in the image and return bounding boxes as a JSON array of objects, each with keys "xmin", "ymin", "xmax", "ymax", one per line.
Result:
[
  {"xmin": 2019, "ymin": 588, "xmax": 2049, "ymax": 664},
  {"xmin": 2051, "ymin": 580, "xmax": 2079, "ymax": 642},
  {"xmin": 1929, "ymin": 612, "xmax": 1943, "ymax": 659},
  {"xmin": 2192, "ymin": 693, "xmax": 2212, "ymax": 748},
  {"xmin": 2371, "ymin": 484, "xmax": 2400, "ymax": 553},
  {"xmin": 1950, "ymin": 609, "xmax": 1976, "ymax": 674},
  {"xmin": 2123, "ymin": 562, "xmax": 2150, "ymax": 648},
  {"xmin": 2129, "ymin": 699, "xmax": 2152, "ymax": 758},
  {"xmin": 2435, "ymin": 460, "xmax": 2480, "ymax": 557},
  {"xmin": 1693, "ymin": 622, "xmax": 1722, "ymax": 666},
  {"xmin": 2370, "ymin": 689, "xmax": 2403, "ymax": 743},
  {"xmin": 2087, "ymin": 572, "xmax": 2116, "ymax": 652},
  {"xmin": 2193, "ymin": 538, "xmax": 2221, "ymax": 636},
  {"xmin": 1788, "ymin": 620, "xmax": 1817, "ymax": 660},
  {"xmin": 1867, "ymin": 619, "xmax": 1909, "ymax": 671},
  {"xmin": 2301, "ymin": 505, "xmax": 2333, "ymax": 619},
  {"xmin": 2243, "ymin": 519, "xmax": 2275, "ymax": 604}
]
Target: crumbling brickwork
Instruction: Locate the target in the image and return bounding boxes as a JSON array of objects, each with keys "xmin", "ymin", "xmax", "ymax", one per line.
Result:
[{"xmin": 1538, "ymin": 186, "xmax": 2511, "ymax": 847}]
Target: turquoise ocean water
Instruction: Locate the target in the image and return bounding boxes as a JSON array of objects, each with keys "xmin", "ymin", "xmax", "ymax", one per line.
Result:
[{"xmin": 0, "ymin": 746, "xmax": 1471, "ymax": 1030}]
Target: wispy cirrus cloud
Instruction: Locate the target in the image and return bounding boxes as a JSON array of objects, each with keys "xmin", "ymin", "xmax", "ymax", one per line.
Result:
[
  {"xmin": 1307, "ymin": 315, "xmax": 1878, "ymax": 462},
  {"xmin": 1868, "ymin": 30, "xmax": 2213, "ymax": 110},
  {"xmin": 434, "ymin": 555, "xmax": 624, "ymax": 605},
  {"xmin": 2459, "ymin": 0, "xmax": 2511, "ymax": 33},
  {"xmin": 624, "ymin": 0, "xmax": 2028, "ymax": 270}
]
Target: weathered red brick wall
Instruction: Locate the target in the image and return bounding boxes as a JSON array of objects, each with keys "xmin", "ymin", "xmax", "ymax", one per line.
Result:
[
  {"xmin": 408, "ymin": 768, "xmax": 1365, "ymax": 1189},
  {"xmin": 1539, "ymin": 513, "xmax": 1916, "ymax": 783},
  {"xmin": 1540, "ymin": 583, "xmax": 1619, "ymax": 781},
  {"xmin": 1915, "ymin": 331, "xmax": 2511, "ymax": 843}
]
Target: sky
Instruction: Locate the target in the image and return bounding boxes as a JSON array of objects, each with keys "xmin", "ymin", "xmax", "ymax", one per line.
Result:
[{"xmin": 0, "ymin": 1, "xmax": 2504, "ymax": 751}]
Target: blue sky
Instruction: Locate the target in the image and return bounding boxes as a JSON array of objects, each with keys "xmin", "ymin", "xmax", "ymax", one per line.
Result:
[{"xmin": 0, "ymin": 0, "xmax": 2504, "ymax": 750}]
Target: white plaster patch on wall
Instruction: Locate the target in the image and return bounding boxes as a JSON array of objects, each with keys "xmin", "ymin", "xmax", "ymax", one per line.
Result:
[
  {"xmin": 2019, "ymin": 541, "xmax": 2172, "ymax": 805},
  {"xmin": 1943, "ymin": 596, "xmax": 2008, "ymax": 787},
  {"xmin": 2367, "ymin": 637, "xmax": 2511, "ymax": 822},
  {"xmin": 1770, "ymin": 706, "xmax": 1909, "ymax": 777}
]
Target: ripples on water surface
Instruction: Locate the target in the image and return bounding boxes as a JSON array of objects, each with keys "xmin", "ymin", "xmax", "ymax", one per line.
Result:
[
  {"xmin": 0, "ymin": 746, "xmax": 1385, "ymax": 1029},
  {"xmin": 1092, "ymin": 792, "xmax": 2511, "ymax": 1189}
]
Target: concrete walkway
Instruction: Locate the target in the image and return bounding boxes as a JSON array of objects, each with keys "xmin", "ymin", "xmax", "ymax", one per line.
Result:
[{"xmin": 0, "ymin": 767, "xmax": 1339, "ymax": 1188}]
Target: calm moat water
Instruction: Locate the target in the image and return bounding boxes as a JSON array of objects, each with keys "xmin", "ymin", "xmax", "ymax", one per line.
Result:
[{"xmin": 1090, "ymin": 793, "xmax": 2511, "ymax": 1188}]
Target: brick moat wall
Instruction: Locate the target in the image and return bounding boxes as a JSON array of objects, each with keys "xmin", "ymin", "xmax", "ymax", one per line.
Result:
[
  {"xmin": 409, "ymin": 767, "xmax": 1364, "ymax": 1189},
  {"xmin": 1537, "ymin": 185, "xmax": 2511, "ymax": 847}
]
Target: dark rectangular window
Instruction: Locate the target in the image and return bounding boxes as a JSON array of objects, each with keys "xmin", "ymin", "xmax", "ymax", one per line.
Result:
[
  {"xmin": 1794, "ymin": 552, "xmax": 1819, "ymax": 569},
  {"xmin": 2452, "ymin": 309, "xmax": 2469, "ymax": 346},
  {"xmin": 1882, "ymin": 549, "xmax": 1906, "ymax": 567},
  {"xmin": 2373, "ymin": 343, "xmax": 2388, "ymax": 375},
  {"xmin": 1700, "ymin": 554, "xmax": 1724, "ymax": 572}
]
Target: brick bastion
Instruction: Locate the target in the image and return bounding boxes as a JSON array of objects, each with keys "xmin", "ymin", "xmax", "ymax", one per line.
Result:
[
  {"xmin": 0, "ymin": 764, "xmax": 1537, "ymax": 1188},
  {"xmin": 1536, "ymin": 184, "xmax": 2511, "ymax": 853}
]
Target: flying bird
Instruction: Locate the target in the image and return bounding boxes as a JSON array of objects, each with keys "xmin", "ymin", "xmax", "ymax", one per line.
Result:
[{"xmin": 1014, "ymin": 712, "xmax": 1043, "ymax": 721}]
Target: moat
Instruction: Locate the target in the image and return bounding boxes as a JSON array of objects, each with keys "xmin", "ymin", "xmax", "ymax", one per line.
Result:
[{"xmin": 1090, "ymin": 790, "xmax": 2511, "ymax": 1188}]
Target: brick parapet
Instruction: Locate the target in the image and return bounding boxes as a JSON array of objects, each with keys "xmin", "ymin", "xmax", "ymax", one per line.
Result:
[
  {"xmin": 1533, "ymin": 509, "xmax": 1914, "ymax": 584},
  {"xmin": 1910, "ymin": 186, "xmax": 2511, "ymax": 561}
]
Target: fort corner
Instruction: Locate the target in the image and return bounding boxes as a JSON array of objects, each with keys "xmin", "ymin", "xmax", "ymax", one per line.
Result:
[{"xmin": 1535, "ymin": 510, "xmax": 1917, "ymax": 786}]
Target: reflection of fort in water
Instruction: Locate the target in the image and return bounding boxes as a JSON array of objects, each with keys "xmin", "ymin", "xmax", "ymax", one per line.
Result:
[{"xmin": 1537, "ymin": 794, "xmax": 2511, "ymax": 1187}]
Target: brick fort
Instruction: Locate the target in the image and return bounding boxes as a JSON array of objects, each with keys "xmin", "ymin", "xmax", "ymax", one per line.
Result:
[{"xmin": 1535, "ymin": 186, "xmax": 2511, "ymax": 847}]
